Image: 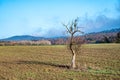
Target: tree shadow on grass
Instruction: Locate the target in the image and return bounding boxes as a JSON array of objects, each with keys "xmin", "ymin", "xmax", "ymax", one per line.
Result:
[
  {"xmin": 16, "ymin": 60, "xmax": 70, "ymax": 69},
  {"xmin": 0, "ymin": 61, "xmax": 87, "ymax": 71}
]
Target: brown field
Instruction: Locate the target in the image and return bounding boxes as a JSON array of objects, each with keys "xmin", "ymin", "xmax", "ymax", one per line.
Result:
[{"xmin": 0, "ymin": 44, "xmax": 120, "ymax": 80}]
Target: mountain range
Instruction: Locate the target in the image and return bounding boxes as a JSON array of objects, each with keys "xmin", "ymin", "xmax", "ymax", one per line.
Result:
[
  {"xmin": 0, "ymin": 35, "xmax": 45, "ymax": 41},
  {"xmin": 0, "ymin": 28, "xmax": 120, "ymax": 41}
]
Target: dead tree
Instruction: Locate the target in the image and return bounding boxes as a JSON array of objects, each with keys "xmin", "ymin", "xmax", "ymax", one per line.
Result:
[{"xmin": 63, "ymin": 18, "xmax": 83, "ymax": 69}]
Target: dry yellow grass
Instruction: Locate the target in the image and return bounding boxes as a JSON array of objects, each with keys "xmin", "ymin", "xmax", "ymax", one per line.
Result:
[{"xmin": 0, "ymin": 44, "xmax": 120, "ymax": 80}]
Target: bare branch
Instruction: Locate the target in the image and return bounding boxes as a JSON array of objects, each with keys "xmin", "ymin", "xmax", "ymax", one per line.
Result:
[
  {"xmin": 70, "ymin": 21, "xmax": 74, "ymax": 33},
  {"xmin": 62, "ymin": 23, "xmax": 71, "ymax": 33},
  {"xmin": 72, "ymin": 30, "xmax": 84, "ymax": 35}
]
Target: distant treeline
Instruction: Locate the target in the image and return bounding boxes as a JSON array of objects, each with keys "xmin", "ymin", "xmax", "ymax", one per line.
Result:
[{"xmin": 0, "ymin": 40, "xmax": 51, "ymax": 46}]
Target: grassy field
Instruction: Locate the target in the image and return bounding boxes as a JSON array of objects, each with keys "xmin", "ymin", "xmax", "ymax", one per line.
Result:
[{"xmin": 0, "ymin": 44, "xmax": 120, "ymax": 80}]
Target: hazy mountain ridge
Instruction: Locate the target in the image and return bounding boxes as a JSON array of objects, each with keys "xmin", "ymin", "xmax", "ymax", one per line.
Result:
[
  {"xmin": 0, "ymin": 35, "xmax": 45, "ymax": 41},
  {"xmin": 0, "ymin": 28, "xmax": 120, "ymax": 42},
  {"xmin": 87, "ymin": 28, "xmax": 120, "ymax": 34}
]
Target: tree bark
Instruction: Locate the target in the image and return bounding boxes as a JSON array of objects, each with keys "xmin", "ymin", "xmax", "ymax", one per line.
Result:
[
  {"xmin": 71, "ymin": 50, "xmax": 76, "ymax": 69},
  {"xmin": 69, "ymin": 34, "xmax": 76, "ymax": 69}
]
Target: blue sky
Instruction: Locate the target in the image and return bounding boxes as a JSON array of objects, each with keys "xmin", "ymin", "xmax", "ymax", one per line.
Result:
[{"xmin": 0, "ymin": 0, "xmax": 120, "ymax": 39}]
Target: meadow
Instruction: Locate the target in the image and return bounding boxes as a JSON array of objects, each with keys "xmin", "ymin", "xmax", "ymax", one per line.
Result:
[{"xmin": 0, "ymin": 44, "xmax": 120, "ymax": 80}]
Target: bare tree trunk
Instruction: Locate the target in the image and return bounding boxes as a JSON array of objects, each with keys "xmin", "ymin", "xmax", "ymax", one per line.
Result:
[
  {"xmin": 69, "ymin": 34, "xmax": 76, "ymax": 69},
  {"xmin": 71, "ymin": 50, "xmax": 76, "ymax": 69}
]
